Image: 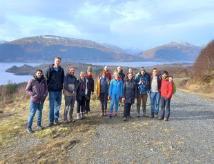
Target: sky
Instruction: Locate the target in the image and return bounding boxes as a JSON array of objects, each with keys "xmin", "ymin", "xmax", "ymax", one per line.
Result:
[{"xmin": 0, "ymin": 0, "xmax": 214, "ymax": 49}]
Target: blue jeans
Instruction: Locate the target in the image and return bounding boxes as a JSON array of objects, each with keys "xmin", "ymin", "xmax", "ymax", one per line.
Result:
[
  {"xmin": 110, "ymin": 94, "xmax": 120, "ymax": 113},
  {"xmin": 27, "ymin": 101, "xmax": 43, "ymax": 129},
  {"xmin": 150, "ymin": 92, "xmax": 160, "ymax": 116},
  {"xmin": 49, "ymin": 91, "xmax": 62, "ymax": 123},
  {"xmin": 159, "ymin": 96, "xmax": 171, "ymax": 120}
]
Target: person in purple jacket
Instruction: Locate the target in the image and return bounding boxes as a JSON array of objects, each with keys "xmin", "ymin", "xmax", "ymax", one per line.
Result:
[{"xmin": 25, "ymin": 69, "xmax": 48, "ymax": 133}]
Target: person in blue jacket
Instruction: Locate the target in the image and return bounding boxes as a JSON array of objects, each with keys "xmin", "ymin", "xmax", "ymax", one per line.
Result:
[
  {"xmin": 135, "ymin": 67, "xmax": 151, "ymax": 117},
  {"xmin": 109, "ymin": 71, "xmax": 123, "ymax": 118}
]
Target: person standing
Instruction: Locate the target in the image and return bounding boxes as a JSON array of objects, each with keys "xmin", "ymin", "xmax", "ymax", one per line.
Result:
[
  {"xmin": 46, "ymin": 57, "xmax": 64, "ymax": 126},
  {"xmin": 26, "ymin": 69, "xmax": 48, "ymax": 133},
  {"xmin": 85, "ymin": 66, "xmax": 94, "ymax": 113},
  {"xmin": 96, "ymin": 71, "xmax": 109, "ymax": 116},
  {"xmin": 109, "ymin": 71, "xmax": 123, "ymax": 118},
  {"xmin": 122, "ymin": 73, "xmax": 137, "ymax": 121},
  {"xmin": 135, "ymin": 67, "xmax": 150, "ymax": 117},
  {"xmin": 103, "ymin": 66, "xmax": 112, "ymax": 82},
  {"xmin": 150, "ymin": 68, "xmax": 161, "ymax": 118},
  {"xmin": 63, "ymin": 66, "xmax": 77, "ymax": 123},
  {"xmin": 117, "ymin": 66, "xmax": 125, "ymax": 82},
  {"xmin": 159, "ymin": 73, "xmax": 173, "ymax": 121},
  {"xmin": 76, "ymin": 72, "xmax": 87, "ymax": 120}
]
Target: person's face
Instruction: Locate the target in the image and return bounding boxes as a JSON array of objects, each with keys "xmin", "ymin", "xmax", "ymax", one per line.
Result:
[
  {"xmin": 114, "ymin": 72, "xmax": 119, "ymax": 79},
  {"xmin": 128, "ymin": 74, "xmax": 133, "ymax": 80},
  {"xmin": 104, "ymin": 66, "xmax": 108, "ymax": 71},
  {"xmin": 69, "ymin": 68, "xmax": 75, "ymax": 75},
  {"xmin": 87, "ymin": 71, "xmax": 92, "ymax": 76},
  {"xmin": 141, "ymin": 70, "xmax": 145, "ymax": 75},
  {"xmin": 169, "ymin": 77, "xmax": 173, "ymax": 82},
  {"xmin": 80, "ymin": 73, "xmax": 84, "ymax": 79},
  {"xmin": 162, "ymin": 73, "xmax": 167, "ymax": 79},
  {"xmin": 54, "ymin": 58, "xmax": 61, "ymax": 67},
  {"xmin": 128, "ymin": 68, "xmax": 132, "ymax": 73},
  {"xmin": 36, "ymin": 71, "xmax": 42, "ymax": 78},
  {"xmin": 117, "ymin": 67, "xmax": 121, "ymax": 72},
  {"xmin": 152, "ymin": 70, "xmax": 157, "ymax": 76}
]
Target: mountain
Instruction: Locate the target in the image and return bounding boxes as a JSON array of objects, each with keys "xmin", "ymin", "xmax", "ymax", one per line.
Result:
[
  {"xmin": 0, "ymin": 35, "xmax": 140, "ymax": 62},
  {"xmin": 193, "ymin": 40, "xmax": 214, "ymax": 76},
  {"xmin": 139, "ymin": 42, "xmax": 201, "ymax": 62}
]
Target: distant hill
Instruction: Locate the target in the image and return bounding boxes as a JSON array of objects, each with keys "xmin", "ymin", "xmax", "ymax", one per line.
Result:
[
  {"xmin": 139, "ymin": 42, "xmax": 201, "ymax": 62},
  {"xmin": 193, "ymin": 40, "xmax": 214, "ymax": 76},
  {"xmin": 0, "ymin": 35, "xmax": 140, "ymax": 62}
]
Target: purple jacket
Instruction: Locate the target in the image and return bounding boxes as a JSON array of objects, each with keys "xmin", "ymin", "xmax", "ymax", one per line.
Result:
[{"xmin": 25, "ymin": 76, "xmax": 48, "ymax": 103}]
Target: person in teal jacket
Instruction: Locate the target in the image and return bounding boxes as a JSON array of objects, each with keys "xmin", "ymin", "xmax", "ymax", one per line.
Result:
[{"xmin": 109, "ymin": 71, "xmax": 123, "ymax": 118}]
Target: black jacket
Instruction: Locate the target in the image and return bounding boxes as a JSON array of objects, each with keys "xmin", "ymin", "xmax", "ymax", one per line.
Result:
[
  {"xmin": 45, "ymin": 65, "xmax": 64, "ymax": 91},
  {"xmin": 85, "ymin": 75, "xmax": 94, "ymax": 97},
  {"xmin": 123, "ymin": 79, "xmax": 137, "ymax": 104},
  {"xmin": 76, "ymin": 78, "xmax": 86, "ymax": 102}
]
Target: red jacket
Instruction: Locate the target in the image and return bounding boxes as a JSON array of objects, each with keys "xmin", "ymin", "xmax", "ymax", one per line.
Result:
[{"xmin": 160, "ymin": 79, "xmax": 173, "ymax": 99}]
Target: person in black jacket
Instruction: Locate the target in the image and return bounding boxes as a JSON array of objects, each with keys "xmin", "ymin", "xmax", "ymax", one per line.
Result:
[
  {"xmin": 76, "ymin": 72, "xmax": 87, "ymax": 119},
  {"xmin": 63, "ymin": 66, "xmax": 77, "ymax": 123},
  {"xmin": 122, "ymin": 73, "xmax": 137, "ymax": 121},
  {"xmin": 85, "ymin": 67, "xmax": 94, "ymax": 113},
  {"xmin": 45, "ymin": 57, "xmax": 64, "ymax": 126}
]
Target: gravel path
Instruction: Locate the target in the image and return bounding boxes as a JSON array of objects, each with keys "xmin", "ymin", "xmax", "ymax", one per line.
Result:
[
  {"xmin": 1, "ymin": 90, "xmax": 214, "ymax": 163},
  {"xmin": 68, "ymin": 91, "xmax": 214, "ymax": 163}
]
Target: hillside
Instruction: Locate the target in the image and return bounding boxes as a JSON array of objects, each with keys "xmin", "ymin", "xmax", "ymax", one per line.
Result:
[
  {"xmin": 139, "ymin": 42, "xmax": 201, "ymax": 62},
  {"xmin": 193, "ymin": 40, "xmax": 214, "ymax": 76},
  {"xmin": 0, "ymin": 35, "xmax": 140, "ymax": 62}
]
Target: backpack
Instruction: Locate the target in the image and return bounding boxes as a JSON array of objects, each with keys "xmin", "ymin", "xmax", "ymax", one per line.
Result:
[{"xmin": 172, "ymin": 82, "xmax": 176, "ymax": 95}]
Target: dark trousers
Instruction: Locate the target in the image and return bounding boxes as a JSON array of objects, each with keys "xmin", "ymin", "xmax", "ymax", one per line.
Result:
[
  {"xmin": 85, "ymin": 95, "xmax": 91, "ymax": 113},
  {"xmin": 100, "ymin": 92, "xmax": 108, "ymax": 112},
  {"xmin": 77, "ymin": 96, "xmax": 86, "ymax": 113},
  {"xmin": 137, "ymin": 94, "xmax": 148, "ymax": 114},
  {"xmin": 124, "ymin": 103, "xmax": 132, "ymax": 118},
  {"xmin": 159, "ymin": 96, "xmax": 171, "ymax": 120},
  {"xmin": 64, "ymin": 95, "xmax": 75, "ymax": 121}
]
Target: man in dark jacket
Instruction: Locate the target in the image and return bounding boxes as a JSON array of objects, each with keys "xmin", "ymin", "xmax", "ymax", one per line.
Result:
[
  {"xmin": 122, "ymin": 73, "xmax": 137, "ymax": 121},
  {"xmin": 63, "ymin": 66, "xmax": 77, "ymax": 123},
  {"xmin": 135, "ymin": 67, "xmax": 151, "ymax": 117},
  {"xmin": 85, "ymin": 67, "xmax": 94, "ymax": 113},
  {"xmin": 45, "ymin": 57, "xmax": 64, "ymax": 126},
  {"xmin": 26, "ymin": 69, "xmax": 48, "ymax": 133}
]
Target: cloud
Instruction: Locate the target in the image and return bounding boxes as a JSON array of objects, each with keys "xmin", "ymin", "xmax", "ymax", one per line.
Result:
[{"xmin": 0, "ymin": 0, "xmax": 213, "ymax": 49}]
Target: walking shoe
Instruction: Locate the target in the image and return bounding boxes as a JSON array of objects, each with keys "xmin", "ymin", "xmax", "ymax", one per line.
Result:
[
  {"xmin": 37, "ymin": 126, "xmax": 44, "ymax": 131},
  {"xmin": 137, "ymin": 113, "xmax": 140, "ymax": 117},
  {"xmin": 164, "ymin": 118, "xmax": 169, "ymax": 121},
  {"xmin": 150, "ymin": 115, "xmax": 154, "ymax": 118},
  {"xmin": 76, "ymin": 113, "xmax": 80, "ymax": 120},
  {"xmin": 158, "ymin": 117, "xmax": 164, "ymax": 120},
  {"xmin": 123, "ymin": 117, "xmax": 127, "ymax": 121},
  {"xmin": 27, "ymin": 128, "xmax": 33, "ymax": 134},
  {"xmin": 154, "ymin": 114, "xmax": 158, "ymax": 118},
  {"xmin": 54, "ymin": 121, "xmax": 60, "ymax": 125}
]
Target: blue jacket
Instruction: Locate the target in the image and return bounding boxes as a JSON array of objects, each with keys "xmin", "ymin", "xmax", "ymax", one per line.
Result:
[
  {"xmin": 135, "ymin": 73, "xmax": 150, "ymax": 95},
  {"xmin": 109, "ymin": 79, "xmax": 123, "ymax": 98}
]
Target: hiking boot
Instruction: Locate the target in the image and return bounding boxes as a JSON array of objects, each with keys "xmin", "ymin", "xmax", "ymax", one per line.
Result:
[
  {"xmin": 27, "ymin": 128, "xmax": 33, "ymax": 134},
  {"xmin": 48, "ymin": 122, "xmax": 54, "ymax": 127},
  {"xmin": 164, "ymin": 118, "xmax": 169, "ymax": 121},
  {"xmin": 158, "ymin": 117, "xmax": 164, "ymax": 120},
  {"xmin": 123, "ymin": 117, "xmax": 127, "ymax": 121},
  {"xmin": 54, "ymin": 121, "xmax": 60, "ymax": 125},
  {"xmin": 137, "ymin": 113, "xmax": 141, "ymax": 117}
]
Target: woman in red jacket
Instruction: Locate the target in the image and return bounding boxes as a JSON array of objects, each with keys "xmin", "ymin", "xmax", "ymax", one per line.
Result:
[{"xmin": 159, "ymin": 71, "xmax": 173, "ymax": 121}]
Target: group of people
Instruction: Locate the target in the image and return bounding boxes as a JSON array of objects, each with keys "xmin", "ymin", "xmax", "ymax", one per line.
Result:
[{"xmin": 25, "ymin": 57, "xmax": 175, "ymax": 133}]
